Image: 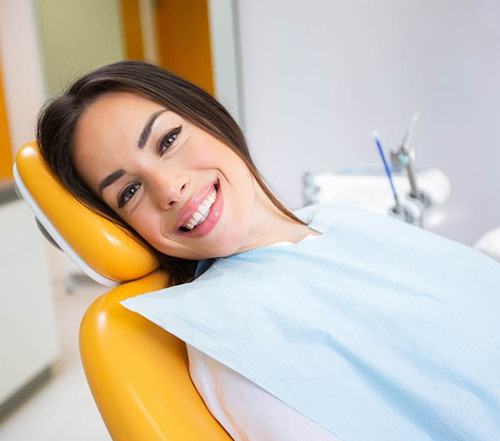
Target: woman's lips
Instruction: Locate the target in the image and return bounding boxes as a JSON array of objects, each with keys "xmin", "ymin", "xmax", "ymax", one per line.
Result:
[
  {"xmin": 175, "ymin": 179, "xmax": 218, "ymax": 231},
  {"xmin": 175, "ymin": 179, "xmax": 223, "ymax": 238}
]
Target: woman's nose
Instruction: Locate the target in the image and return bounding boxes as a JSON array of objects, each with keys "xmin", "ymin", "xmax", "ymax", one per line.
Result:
[{"xmin": 149, "ymin": 169, "xmax": 188, "ymax": 210}]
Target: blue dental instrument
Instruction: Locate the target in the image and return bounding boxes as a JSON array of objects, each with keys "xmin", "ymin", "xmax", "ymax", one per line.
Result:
[{"xmin": 372, "ymin": 131, "xmax": 402, "ymax": 213}]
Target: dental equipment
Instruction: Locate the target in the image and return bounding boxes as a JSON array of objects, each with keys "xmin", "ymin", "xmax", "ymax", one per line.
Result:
[
  {"xmin": 372, "ymin": 132, "xmax": 422, "ymax": 226},
  {"xmin": 13, "ymin": 142, "xmax": 232, "ymax": 440},
  {"xmin": 373, "ymin": 132, "xmax": 401, "ymax": 213},
  {"xmin": 390, "ymin": 113, "xmax": 432, "ymax": 209}
]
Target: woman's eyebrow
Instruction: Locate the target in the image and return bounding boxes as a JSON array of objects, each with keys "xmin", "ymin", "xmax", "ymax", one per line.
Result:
[
  {"xmin": 98, "ymin": 169, "xmax": 126, "ymax": 195},
  {"xmin": 98, "ymin": 109, "xmax": 168, "ymax": 196},
  {"xmin": 138, "ymin": 109, "xmax": 167, "ymax": 149}
]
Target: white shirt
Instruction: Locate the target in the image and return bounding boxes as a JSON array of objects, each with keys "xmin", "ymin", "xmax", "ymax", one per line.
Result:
[
  {"xmin": 187, "ymin": 235, "xmax": 340, "ymax": 441},
  {"xmin": 187, "ymin": 345, "xmax": 340, "ymax": 441}
]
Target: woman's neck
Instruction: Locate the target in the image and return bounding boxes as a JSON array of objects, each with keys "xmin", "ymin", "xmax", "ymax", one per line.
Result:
[{"xmin": 235, "ymin": 182, "xmax": 321, "ymax": 254}]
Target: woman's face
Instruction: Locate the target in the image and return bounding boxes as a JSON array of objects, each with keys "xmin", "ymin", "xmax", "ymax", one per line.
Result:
[{"xmin": 73, "ymin": 91, "xmax": 261, "ymax": 260}]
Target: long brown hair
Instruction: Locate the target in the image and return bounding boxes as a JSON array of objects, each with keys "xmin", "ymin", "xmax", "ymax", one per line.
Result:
[{"xmin": 37, "ymin": 61, "xmax": 307, "ymax": 285}]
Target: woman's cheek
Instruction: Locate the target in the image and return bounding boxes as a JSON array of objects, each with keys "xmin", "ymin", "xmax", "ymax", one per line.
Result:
[
  {"xmin": 186, "ymin": 135, "xmax": 226, "ymax": 165},
  {"xmin": 129, "ymin": 209, "xmax": 159, "ymax": 242}
]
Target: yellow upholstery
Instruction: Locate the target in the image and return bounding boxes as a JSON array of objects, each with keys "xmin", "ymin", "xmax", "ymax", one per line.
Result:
[
  {"xmin": 14, "ymin": 143, "xmax": 232, "ymax": 440},
  {"xmin": 81, "ymin": 270, "xmax": 232, "ymax": 440},
  {"xmin": 15, "ymin": 142, "xmax": 159, "ymax": 283}
]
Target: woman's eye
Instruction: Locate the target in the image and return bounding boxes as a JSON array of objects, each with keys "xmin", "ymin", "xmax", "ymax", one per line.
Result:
[
  {"xmin": 118, "ymin": 182, "xmax": 141, "ymax": 208},
  {"xmin": 159, "ymin": 125, "xmax": 182, "ymax": 155}
]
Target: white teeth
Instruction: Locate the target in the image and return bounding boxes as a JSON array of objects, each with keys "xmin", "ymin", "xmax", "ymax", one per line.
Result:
[{"xmin": 183, "ymin": 186, "xmax": 217, "ymax": 230}]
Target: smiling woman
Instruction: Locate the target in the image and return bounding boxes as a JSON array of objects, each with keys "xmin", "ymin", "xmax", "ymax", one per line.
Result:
[
  {"xmin": 36, "ymin": 60, "xmax": 316, "ymax": 284},
  {"xmin": 33, "ymin": 60, "xmax": 500, "ymax": 441}
]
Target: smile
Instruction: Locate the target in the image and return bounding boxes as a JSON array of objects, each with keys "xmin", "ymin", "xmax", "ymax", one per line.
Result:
[
  {"xmin": 175, "ymin": 179, "xmax": 223, "ymax": 238},
  {"xmin": 180, "ymin": 185, "xmax": 218, "ymax": 231}
]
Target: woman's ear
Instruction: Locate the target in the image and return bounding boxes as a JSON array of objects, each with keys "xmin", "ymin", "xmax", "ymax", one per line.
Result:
[{"xmin": 13, "ymin": 141, "xmax": 159, "ymax": 286}]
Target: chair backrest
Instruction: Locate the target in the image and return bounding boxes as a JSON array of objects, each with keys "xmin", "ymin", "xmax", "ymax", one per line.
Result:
[
  {"xmin": 13, "ymin": 142, "xmax": 159, "ymax": 286},
  {"xmin": 14, "ymin": 142, "xmax": 232, "ymax": 440}
]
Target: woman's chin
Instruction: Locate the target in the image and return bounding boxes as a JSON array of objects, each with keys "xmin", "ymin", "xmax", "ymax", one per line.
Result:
[
  {"xmin": 152, "ymin": 221, "xmax": 249, "ymax": 260},
  {"xmin": 205, "ymin": 241, "xmax": 245, "ymax": 259},
  {"xmin": 151, "ymin": 239, "xmax": 241, "ymax": 261}
]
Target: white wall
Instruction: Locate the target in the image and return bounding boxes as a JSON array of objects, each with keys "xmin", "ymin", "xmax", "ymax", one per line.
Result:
[
  {"xmin": 208, "ymin": 0, "xmax": 243, "ymax": 125},
  {"xmin": 236, "ymin": 0, "xmax": 500, "ymax": 245}
]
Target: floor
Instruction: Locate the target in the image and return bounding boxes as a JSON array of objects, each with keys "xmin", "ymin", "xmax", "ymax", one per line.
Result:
[{"xmin": 0, "ymin": 247, "xmax": 111, "ymax": 441}]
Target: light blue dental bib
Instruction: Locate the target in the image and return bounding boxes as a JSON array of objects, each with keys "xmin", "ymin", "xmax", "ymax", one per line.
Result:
[{"xmin": 122, "ymin": 203, "xmax": 500, "ymax": 441}]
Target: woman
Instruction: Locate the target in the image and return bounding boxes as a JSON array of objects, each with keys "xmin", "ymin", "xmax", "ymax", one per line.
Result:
[
  {"xmin": 37, "ymin": 60, "xmax": 333, "ymax": 440},
  {"xmin": 37, "ymin": 61, "xmax": 500, "ymax": 441}
]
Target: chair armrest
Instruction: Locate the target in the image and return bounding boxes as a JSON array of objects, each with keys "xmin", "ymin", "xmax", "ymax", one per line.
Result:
[{"xmin": 80, "ymin": 270, "xmax": 232, "ymax": 441}]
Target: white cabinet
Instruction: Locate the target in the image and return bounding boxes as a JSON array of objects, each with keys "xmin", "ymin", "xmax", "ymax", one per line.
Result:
[{"xmin": 0, "ymin": 197, "xmax": 58, "ymax": 407}]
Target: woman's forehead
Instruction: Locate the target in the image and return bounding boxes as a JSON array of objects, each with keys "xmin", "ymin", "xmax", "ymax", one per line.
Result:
[
  {"xmin": 74, "ymin": 92, "xmax": 180, "ymax": 151},
  {"xmin": 79, "ymin": 92, "xmax": 167, "ymax": 132}
]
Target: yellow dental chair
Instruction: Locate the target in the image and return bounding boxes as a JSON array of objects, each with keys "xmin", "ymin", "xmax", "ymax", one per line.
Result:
[{"xmin": 14, "ymin": 142, "xmax": 232, "ymax": 441}]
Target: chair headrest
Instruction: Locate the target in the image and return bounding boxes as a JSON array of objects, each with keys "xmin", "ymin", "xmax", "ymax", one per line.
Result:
[{"xmin": 13, "ymin": 142, "xmax": 159, "ymax": 286}]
